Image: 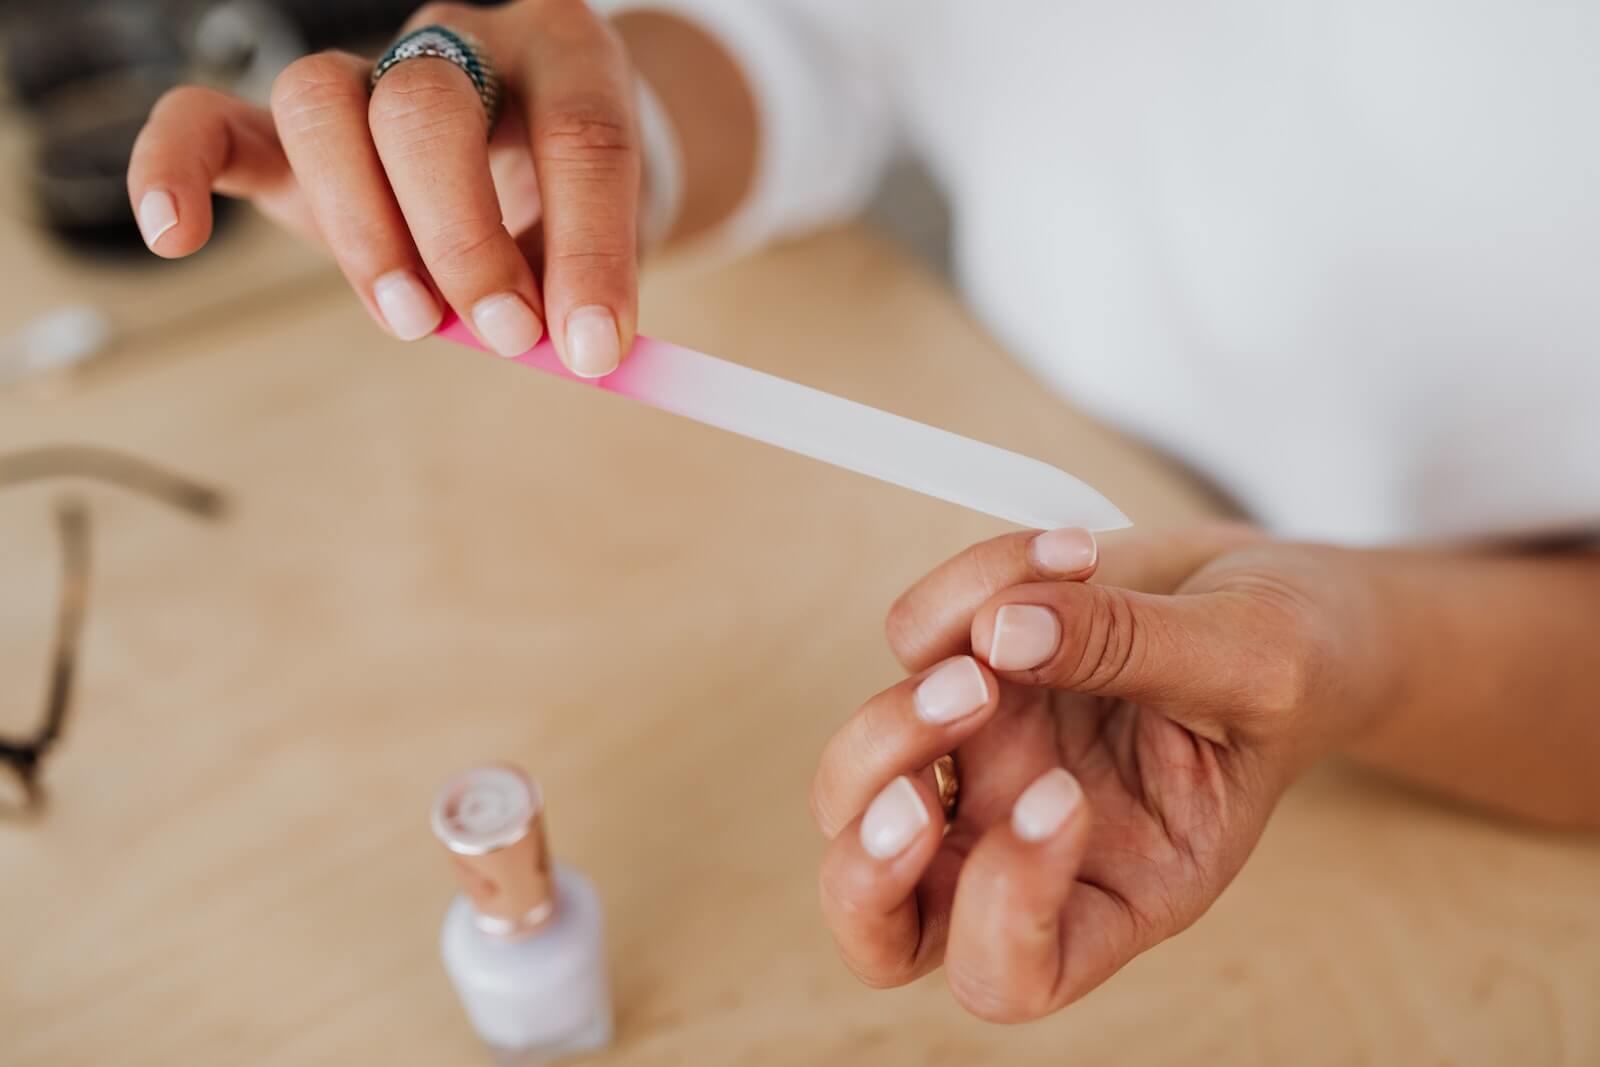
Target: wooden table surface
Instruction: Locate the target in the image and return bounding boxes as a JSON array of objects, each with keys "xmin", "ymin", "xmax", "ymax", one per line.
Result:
[{"xmin": 2, "ymin": 205, "xmax": 1598, "ymax": 1067}]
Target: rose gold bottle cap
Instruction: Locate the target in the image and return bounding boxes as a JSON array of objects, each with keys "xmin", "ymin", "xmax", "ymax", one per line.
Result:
[{"xmin": 432, "ymin": 763, "xmax": 556, "ymax": 937}]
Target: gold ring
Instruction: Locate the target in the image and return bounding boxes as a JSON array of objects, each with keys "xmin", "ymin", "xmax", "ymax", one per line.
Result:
[{"xmin": 933, "ymin": 754, "xmax": 959, "ymax": 821}]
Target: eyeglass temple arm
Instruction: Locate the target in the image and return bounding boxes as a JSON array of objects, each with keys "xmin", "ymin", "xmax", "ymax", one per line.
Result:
[{"xmin": 0, "ymin": 445, "xmax": 226, "ymax": 519}]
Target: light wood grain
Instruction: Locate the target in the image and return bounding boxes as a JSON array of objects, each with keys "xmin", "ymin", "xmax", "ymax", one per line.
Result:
[{"xmin": 2, "ymin": 216, "xmax": 1597, "ymax": 1066}]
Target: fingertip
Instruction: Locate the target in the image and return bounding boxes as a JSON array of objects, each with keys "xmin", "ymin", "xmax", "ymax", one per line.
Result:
[
  {"xmin": 134, "ymin": 187, "xmax": 210, "ymax": 258},
  {"xmin": 561, "ymin": 304, "xmax": 623, "ymax": 378},
  {"xmin": 818, "ymin": 773, "xmax": 946, "ymax": 988},
  {"xmin": 911, "ymin": 654, "xmax": 995, "ymax": 726},
  {"xmin": 373, "ymin": 269, "xmax": 444, "ymax": 342},
  {"xmin": 470, "ymin": 292, "xmax": 545, "ymax": 358},
  {"xmin": 1010, "ymin": 767, "xmax": 1087, "ymax": 844},
  {"xmin": 860, "ymin": 775, "xmax": 934, "ymax": 862},
  {"xmin": 1028, "ymin": 527, "xmax": 1099, "ymax": 579},
  {"xmin": 979, "ymin": 602, "xmax": 1063, "ymax": 674}
]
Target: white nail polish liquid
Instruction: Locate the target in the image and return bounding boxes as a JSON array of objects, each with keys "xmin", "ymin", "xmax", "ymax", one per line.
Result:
[{"xmin": 433, "ymin": 764, "xmax": 613, "ymax": 1065}]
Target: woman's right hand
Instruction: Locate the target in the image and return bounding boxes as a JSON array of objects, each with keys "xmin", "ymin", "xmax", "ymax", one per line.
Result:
[{"xmin": 128, "ymin": 0, "xmax": 644, "ymax": 377}]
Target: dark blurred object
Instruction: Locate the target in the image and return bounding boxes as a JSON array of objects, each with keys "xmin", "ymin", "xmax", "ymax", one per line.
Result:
[
  {"xmin": 3, "ymin": 3, "xmax": 185, "ymax": 112},
  {"xmin": 255, "ymin": 0, "xmax": 499, "ymax": 51},
  {"xmin": 1, "ymin": 0, "xmax": 313, "ymax": 255},
  {"xmin": 0, "ymin": 0, "xmax": 501, "ymax": 256}
]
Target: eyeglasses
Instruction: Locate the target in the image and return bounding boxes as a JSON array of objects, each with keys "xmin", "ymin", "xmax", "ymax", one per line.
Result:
[{"xmin": 0, "ymin": 445, "xmax": 225, "ymax": 816}]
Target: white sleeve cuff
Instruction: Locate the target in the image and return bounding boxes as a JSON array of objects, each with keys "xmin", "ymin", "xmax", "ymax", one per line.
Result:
[{"xmin": 593, "ymin": 0, "xmax": 896, "ymax": 257}]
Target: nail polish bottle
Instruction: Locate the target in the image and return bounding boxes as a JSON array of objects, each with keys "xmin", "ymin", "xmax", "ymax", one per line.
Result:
[{"xmin": 433, "ymin": 764, "xmax": 613, "ymax": 1065}]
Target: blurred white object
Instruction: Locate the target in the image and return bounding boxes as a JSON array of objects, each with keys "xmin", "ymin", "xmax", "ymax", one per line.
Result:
[
  {"xmin": 599, "ymin": 0, "xmax": 1600, "ymax": 544},
  {"xmin": 193, "ymin": 0, "xmax": 305, "ymax": 103},
  {"xmin": 0, "ymin": 304, "xmax": 113, "ymax": 388}
]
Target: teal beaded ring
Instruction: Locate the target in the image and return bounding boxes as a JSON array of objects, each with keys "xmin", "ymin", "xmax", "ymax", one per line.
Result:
[{"xmin": 370, "ymin": 25, "xmax": 502, "ymax": 133}]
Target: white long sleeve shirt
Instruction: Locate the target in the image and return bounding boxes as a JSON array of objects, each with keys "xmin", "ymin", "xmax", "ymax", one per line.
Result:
[{"xmin": 604, "ymin": 0, "xmax": 1600, "ymax": 544}]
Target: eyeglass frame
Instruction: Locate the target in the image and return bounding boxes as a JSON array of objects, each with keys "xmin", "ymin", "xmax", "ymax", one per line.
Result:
[{"xmin": 0, "ymin": 445, "xmax": 225, "ymax": 814}]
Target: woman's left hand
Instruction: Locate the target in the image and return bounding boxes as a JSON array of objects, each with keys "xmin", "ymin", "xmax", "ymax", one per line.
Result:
[{"xmin": 812, "ymin": 523, "xmax": 1397, "ymax": 1021}]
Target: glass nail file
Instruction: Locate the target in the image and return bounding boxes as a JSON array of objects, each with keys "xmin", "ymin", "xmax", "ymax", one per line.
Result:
[{"xmin": 435, "ymin": 316, "xmax": 1131, "ymax": 532}]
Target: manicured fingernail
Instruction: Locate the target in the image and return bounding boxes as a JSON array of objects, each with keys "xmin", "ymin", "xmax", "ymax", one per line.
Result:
[
  {"xmin": 914, "ymin": 656, "xmax": 988, "ymax": 724},
  {"xmin": 860, "ymin": 776, "xmax": 929, "ymax": 860},
  {"xmin": 1012, "ymin": 768, "xmax": 1082, "ymax": 843},
  {"xmin": 987, "ymin": 604, "xmax": 1061, "ymax": 671},
  {"xmin": 1030, "ymin": 527, "xmax": 1097, "ymax": 575},
  {"xmin": 564, "ymin": 305, "xmax": 621, "ymax": 378},
  {"xmin": 373, "ymin": 270, "xmax": 443, "ymax": 341},
  {"xmin": 472, "ymin": 292, "xmax": 543, "ymax": 358},
  {"xmin": 137, "ymin": 189, "xmax": 178, "ymax": 248}
]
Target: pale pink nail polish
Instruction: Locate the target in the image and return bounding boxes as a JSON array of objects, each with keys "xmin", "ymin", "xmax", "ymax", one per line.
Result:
[
  {"xmin": 564, "ymin": 306, "xmax": 621, "ymax": 378},
  {"xmin": 1030, "ymin": 527, "xmax": 1097, "ymax": 575},
  {"xmin": 472, "ymin": 293, "xmax": 544, "ymax": 358},
  {"xmin": 914, "ymin": 656, "xmax": 988, "ymax": 725},
  {"xmin": 374, "ymin": 270, "xmax": 443, "ymax": 341},
  {"xmin": 987, "ymin": 604, "xmax": 1061, "ymax": 671},
  {"xmin": 1011, "ymin": 768, "xmax": 1082, "ymax": 842},
  {"xmin": 137, "ymin": 189, "xmax": 178, "ymax": 248},
  {"xmin": 859, "ymin": 776, "xmax": 929, "ymax": 860}
]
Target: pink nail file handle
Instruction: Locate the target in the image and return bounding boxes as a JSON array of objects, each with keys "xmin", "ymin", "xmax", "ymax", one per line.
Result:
[{"xmin": 436, "ymin": 316, "xmax": 1130, "ymax": 532}]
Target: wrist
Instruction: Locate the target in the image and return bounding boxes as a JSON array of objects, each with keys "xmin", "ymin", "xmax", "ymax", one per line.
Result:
[{"xmin": 1315, "ymin": 547, "xmax": 1417, "ymax": 754}]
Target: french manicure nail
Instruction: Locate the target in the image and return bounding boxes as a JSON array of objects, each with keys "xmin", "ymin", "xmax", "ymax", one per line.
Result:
[
  {"xmin": 988, "ymin": 604, "xmax": 1061, "ymax": 671},
  {"xmin": 373, "ymin": 270, "xmax": 443, "ymax": 341},
  {"xmin": 1012, "ymin": 768, "xmax": 1082, "ymax": 842},
  {"xmin": 914, "ymin": 656, "xmax": 989, "ymax": 725},
  {"xmin": 565, "ymin": 305, "xmax": 621, "ymax": 378},
  {"xmin": 472, "ymin": 292, "xmax": 543, "ymax": 358},
  {"xmin": 860, "ymin": 776, "xmax": 929, "ymax": 860},
  {"xmin": 1030, "ymin": 527, "xmax": 1097, "ymax": 575},
  {"xmin": 137, "ymin": 189, "xmax": 178, "ymax": 248}
]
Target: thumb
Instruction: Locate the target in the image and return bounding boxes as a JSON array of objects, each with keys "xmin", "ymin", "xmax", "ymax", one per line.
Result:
[{"xmin": 970, "ymin": 580, "xmax": 1311, "ymax": 736}]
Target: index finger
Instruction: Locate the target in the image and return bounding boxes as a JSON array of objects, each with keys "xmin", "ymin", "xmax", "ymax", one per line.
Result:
[{"xmin": 885, "ymin": 528, "xmax": 1100, "ymax": 672}]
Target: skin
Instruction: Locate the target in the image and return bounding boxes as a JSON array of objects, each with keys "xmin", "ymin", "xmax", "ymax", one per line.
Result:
[
  {"xmin": 125, "ymin": 0, "xmax": 757, "ymax": 373},
  {"xmin": 814, "ymin": 525, "xmax": 1600, "ymax": 1021},
  {"xmin": 129, "ymin": 0, "xmax": 1600, "ymax": 1023}
]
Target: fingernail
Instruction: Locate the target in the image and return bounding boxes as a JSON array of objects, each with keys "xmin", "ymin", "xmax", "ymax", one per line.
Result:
[
  {"xmin": 987, "ymin": 604, "xmax": 1061, "ymax": 671},
  {"xmin": 373, "ymin": 270, "xmax": 443, "ymax": 341},
  {"xmin": 137, "ymin": 189, "xmax": 178, "ymax": 248},
  {"xmin": 472, "ymin": 292, "xmax": 544, "ymax": 358},
  {"xmin": 1030, "ymin": 527, "xmax": 1097, "ymax": 575},
  {"xmin": 914, "ymin": 656, "xmax": 989, "ymax": 725},
  {"xmin": 564, "ymin": 305, "xmax": 621, "ymax": 378},
  {"xmin": 1012, "ymin": 768, "xmax": 1082, "ymax": 843},
  {"xmin": 860, "ymin": 776, "xmax": 929, "ymax": 860}
]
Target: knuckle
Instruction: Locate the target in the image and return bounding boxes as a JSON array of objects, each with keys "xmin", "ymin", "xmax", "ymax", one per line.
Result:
[
  {"xmin": 370, "ymin": 59, "xmax": 483, "ymax": 133},
  {"xmin": 808, "ymin": 772, "xmax": 840, "ymax": 838},
  {"xmin": 945, "ymin": 963, "xmax": 1040, "ymax": 1023},
  {"xmin": 151, "ymin": 84, "xmax": 207, "ymax": 112},
  {"xmin": 148, "ymin": 85, "xmax": 222, "ymax": 125},
  {"xmin": 1058, "ymin": 589, "xmax": 1141, "ymax": 693},
  {"xmin": 846, "ymin": 955, "xmax": 919, "ymax": 990},
  {"xmin": 271, "ymin": 53, "xmax": 362, "ymax": 124},
  {"xmin": 883, "ymin": 592, "xmax": 922, "ymax": 662},
  {"xmin": 851, "ymin": 700, "xmax": 896, "ymax": 772},
  {"xmin": 538, "ymin": 100, "xmax": 633, "ymax": 162},
  {"xmin": 819, "ymin": 907, "xmax": 922, "ymax": 990},
  {"xmin": 422, "ymin": 220, "xmax": 508, "ymax": 279},
  {"xmin": 547, "ymin": 243, "xmax": 631, "ymax": 271}
]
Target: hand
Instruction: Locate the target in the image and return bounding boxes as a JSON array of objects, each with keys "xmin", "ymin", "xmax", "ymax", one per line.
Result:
[
  {"xmin": 812, "ymin": 523, "xmax": 1397, "ymax": 1021},
  {"xmin": 127, "ymin": 0, "xmax": 642, "ymax": 376}
]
